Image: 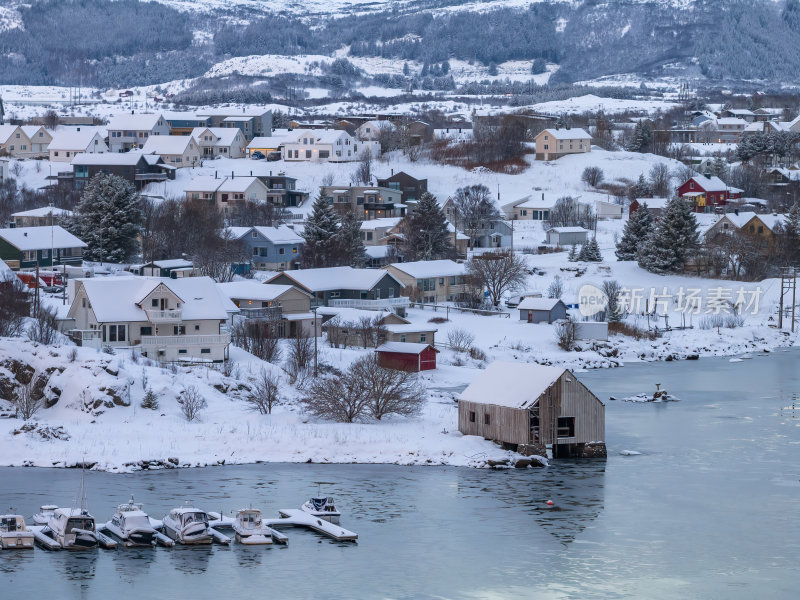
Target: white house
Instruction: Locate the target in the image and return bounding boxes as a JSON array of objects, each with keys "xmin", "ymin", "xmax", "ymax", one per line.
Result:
[
  {"xmin": 191, "ymin": 127, "xmax": 247, "ymax": 158},
  {"xmin": 21, "ymin": 126, "xmax": 52, "ymax": 157},
  {"xmin": 534, "ymin": 128, "xmax": 592, "ymax": 161},
  {"xmin": 66, "ymin": 276, "xmax": 236, "ymax": 362},
  {"xmin": 0, "ymin": 125, "xmax": 34, "ymax": 157},
  {"xmin": 48, "ymin": 127, "xmax": 108, "ymax": 162},
  {"xmin": 282, "ymin": 129, "xmax": 380, "ymax": 162},
  {"xmin": 11, "ymin": 206, "xmax": 73, "ymax": 228},
  {"xmin": 356, "ymin": 120, "xmax": 395, "ymax": 140},
  {"xmin": 184, "ymin": 175, "xmax": 269, "ymax": 212},
  {"xmin": 502, "ymin": 193, "xmax": 557, "ymax": 220},
  {"xmin": 107, "ymin": 113, "xmax": 170, "ymax": 152},
  {"xmin": 595, "ymin": 200, "xmax": 623, "ymax": 220},
  {"xmin": 141, "ymin": 135, "xmax": 201, "ymax": 168}
]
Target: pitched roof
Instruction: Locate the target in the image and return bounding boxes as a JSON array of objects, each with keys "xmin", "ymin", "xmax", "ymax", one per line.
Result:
[
  {"xmin": 11, "ymin": 206, "xmax": 73, "ymax": 218},
  {"xmin": 78, "ymin": 276, "xmax": 233, "ymax": 323},
  {"xmin": 749, "ymin": 213, "xmax": 786, "ymax": 232},
  {"xmin": 217, "ymin": 281, "xmax": 303, "ymax": 302},
  {"xmin": 686, "ymin": 175, "xmax": 737, "ymax": 193},
  {"xmin": 216, "ymin": 177, "xmax": 266, "ymax": 194},
  {"xmin": 72, "ymin": 152, "xmax": 146, "ymax": 166},
  {"xmin": 0, "ymin": 124, "xmax": 19, "ymax": 144},
  {"xmin": 21, "ymin": 125, "xmax": 49, "ymax": 139},
  {"xmin": 518, "ymin": 297, "xmax": 564, "ymax": 311},
  {"xmin": 48, "ymin": 127, "xmax": 106, "ymax": 151},
  {"xmin": 0, "ymin": 226, "xmax": 86, "ymax": 250},
  {"xmin": 191, "ymin": 127, "xmax": 242, "ymax": 147},
  {"xmin": 550, "ymin": 226, "xmax": 589, "ymax": 234},
  {"xmin": 388, "ymin": 259, "xmax": 465, "ymax": 278},
  {"xmin": 107, "ymin": 113, "xmax": 164, "ymax": 131},
  {"xmin": 269, "ymin": 266, "xmax": 402, "ymax": 292},
  {"xmin": 459, "ymin": 361, "xmax": 568, "ymax": 409},
  {"xmin": 141, "ymin": 135, "xmax": 195, "ymax": 155},
  {"xmin": 375, "ymin": 341, "xmax": 435, "ymax": 354},
  {"xmin": 252, "ymin": 225, "xmax": 303, "ymax": 244},
  {"xmin": 540, "ymin": 128, "xmax": 591, "ymax": 140},
  {"xmin": 360, "ymin": 217, "xmax": 402, "ymax": 231}
]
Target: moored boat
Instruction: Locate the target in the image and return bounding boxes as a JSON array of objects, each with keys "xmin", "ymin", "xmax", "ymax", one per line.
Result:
[
  {"xmin": 32, "ymin": 505, "xmax": 58, "ymax": 526},
  {"xmin": 0, "ymin": 513, "xmax": 35, "ymax": 549},
  {"xmin": 105, "ymin": 497, "xmax": 158, "ymax": 547},
  {"xmin": 162, "ymin": 507, "xmax": 212, "ymax": 545},
  {"xmin": 232, "ymin": 508, "xmax": 273, "ymax": 545},
  {"xmin": 45, "ymin": 508, "xmax": 99, "ymax": 550},
  {"xmin": 300, "ymin": 497, "xmax": 341, "ymax": 524}
]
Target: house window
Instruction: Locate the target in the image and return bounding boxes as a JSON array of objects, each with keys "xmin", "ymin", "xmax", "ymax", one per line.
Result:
[
  {"xmin": 279, "ymin": 248, "xmax": 285, "ymax": 255},
  {"xmin": 758, "ymin": 226, "xmax": 764, "ymax": 234},
  {"xmin": 195, "ymin": 325, "xmax": 200, "ymax": 331},
  {"xmin": 22, "ymin": 250, "xmax": 36, "ymax": 261},
  {"xmin": 140, "ymin": 326, "xmax": 152, "ymax": 336},
  {"xmin": 420, "ymin": 333, "xmax": 426, "ymax": 342},
  {"xmin": 252, "ymin": 231, "xmax": 258, "ymax": 238},
  {"xmin": 178, "ymin": 349, "xmax": 187, "ymax": 354},
  {"xmin": 400, "ymin": 335, "xmax": 406, "ymax": 342},
  {"xmin": 484, "ymin": 414, "xmax": 491, "ymax": 425},
  {"xmin": 107, "ymin": 324, "xmax": 126, "ymax": 342},
  {"xmin": 152, "ymin": 299, "xmax": 159, "ymax": 307},
  {"xmin": 557, "ymin": 416, "xmax": 576, "ymax": 438},
  {"xmin": 690, "ymin": 182, "xmax": 694, "ymax": 189},
  {"xmin": 469, "ymin": 411, "xmax": 476, "ymax": 423},
  {"xmin": 329, "ymin": 291, "xmax": 340, "ymax": 298},
  {"xmin": 292, "ymin": 247, "xmax": 297, "ymax": 254},
  {"xmin": 173, "ymin": 325, "xmax": 186, "ymax": 335},
  {"xmin": 201, "ymin": 348, "xmax": 211, "ymax": 354}
]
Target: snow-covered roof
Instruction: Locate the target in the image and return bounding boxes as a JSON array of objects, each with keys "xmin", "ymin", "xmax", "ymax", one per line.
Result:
[
  {"xmin": 21, "ymin": 126, "xmax": 48, "ymax": 139},
  {"xmin": 0, "ymin": 226, "xmax": 86, "ymax": 250},
  {"xmin": 505, "ymin": 194, "xmax": 557, "ymax": 210},
  {"xmin": 686, "ymin": 175, "xmax": 738, "ymax": 193},
  {"xmin": 141, "ymin": 135, "xmax": 195, "ymax": 155},
  {"xmin": 751, "ymin": 214, "xmax": 786, "ymax": 232},
  {"xmin": 216, "ymin": 177, "xmax": 266, "ymax": 194},
  {"xmin": 78, "ymin": 276, "xmax": 234, "ymax": 323},
  {"xmin": 252, "ymin": 225, "xmax": 303, "ymax": 244},
  {"xmin": 317, "ymin": 306, "xmax": 393, "ymax": 322},
  {"xmin": 388, "ymin": 259, "xmax": 465, "ymax": 278},
  {"xmin": 365, "ymin": 245, "xmax": 393, "ymax": 259},
  {"xmin": 184, "ymin": 175, "xmax": 223, "ymax": 192},
  {"xmin": 196, "ymin": 108, "xmax": 271, "ymax": 118},
  {"xmin": 107, "ymin": 113, "xmax": 164, "ymax": 131},
  {"xmin": 636, "ymin": 197, "xmax": 670, "ymax": 210},
  {"xmin": 384, "ymin": 323, "xmax": 435, "ymax": 334},
  {"xmin": 11, "ymin": 206, "xmax": 73, "ymax": 218},
  {"xmin": 540, "ymin": 128, "xmax": 591, "ymax": 140},
  {"xmin": 0, "ymin": 124, "xmax": 19, "ymax": 143},
  {"xmin": 224, "ymin": 226, "xmax": 251, "ymax": 240},
  {"xmin": 72, "ymin": 152, "xmax": 146, "ymax": 166},
  {"xmin": 711, "ymin": 212, "xmax": 758, "ymax": 230},
  {"xmin": 725, "ymin": 109, "xmax": 755, "ymax": 116},
  {"xmin": 270, "ymin": 266, "xmax": 402, "ymax": 292},
  {"xmin": 152, "ymin": 259, "xmax": 193, "ymax": 269},
  {"xmin": 358, "ymin": 120, "xmax": 395, "ymax": 131},
  {"xmin": 459, "ymin": 361, "xmax": 569, "ymax": 409},
  {"xmin": 375, "ymin": 341, "xmax": 434, "ymax": 354},
  {"xmin": 313, "ymin": 130, "xmax": 349, "ymax": 144},
  {"xmin": 48, "ymin": 127, "xmax": 105, "ymax": 151},
  {"xmin": 518, "ymin": 297, "xmax": 564, "ymax": 311},
  {"xmin": 360, "ymin": 217, "xmax": 402, "ymax": 231},
  {"xmin": 549, "ymin": 226, "xmax": 588, "ymax": 234},
  {"xmin": 716, "ymin": 118, "xmax": 747, "ymax": 126},
  {"xmin": 191, "ymin": 127, "xmax": 241, "ymax": 147},
  {"xmin": 217, "ymin": 281, "xmax": 302, "ymax": 302},
  {"xmin": 247, "ymin": 135, "xmax": 293, "ymax": 149}
]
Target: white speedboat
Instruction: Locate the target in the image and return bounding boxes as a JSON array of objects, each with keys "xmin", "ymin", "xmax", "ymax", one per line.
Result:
[
  {"xmin": 232, "ymin": 508, "xmax": 273, "ymax": 545},
  {"xmin": 106, "ymin": 497, "xmax": 158, "ymax": 547},
  {"xmin": 32, "ymin": 505, "xmax": 58, "ymax": 526},
  {"xmin": 46, "ymin": 508, "xmax": 99, "ymax": 550},
  {"xmin": 301, "ymin": 497, "xmax": 341, "ymax": 524},
  {"xmin": 162, "ymin": 507, "xmax": 212, "ymax": 545},
  {"xmin": 0, "ymin": 513, "xmax": 35, "ymax": 549}
]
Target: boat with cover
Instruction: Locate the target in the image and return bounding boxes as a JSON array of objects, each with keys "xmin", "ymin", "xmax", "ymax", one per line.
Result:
[
  {"xmin": 0, "ymin": 513, "xmax": 35, "ymax": 549},
  {"xmin": 162, "ymin": 507, "xmax": 213, "ymax": 545},
  {"xmin": 232, "ymin": 508, "xmax": 273, "ymax": 545},
  {"xmin": 105, "ymin": 497, "xmax": 158, "ymax": 547},
  {"xmin": 301, "ymin": 497, "xmax": 341, "ymax": 524}
]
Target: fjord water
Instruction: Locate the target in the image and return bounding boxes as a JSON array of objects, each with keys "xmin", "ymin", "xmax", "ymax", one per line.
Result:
[{"xmin": 2, "ymin": 350, "xmax": 799, "ymax": 599}]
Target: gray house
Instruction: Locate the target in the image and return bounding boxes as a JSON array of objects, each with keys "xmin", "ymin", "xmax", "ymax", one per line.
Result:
[
  {"xmin": 266, "ymin": 266, "xmax": 408, "ymax": 313},
  {"xmin": 228, "ymin": 225, "xmax": 303, "ymax": 271},
  {"xmin": 518, "ymin": 297, "xmax": 568, "ymax": 324},
  {"xmin": 546, "ymin": 227, "xmax": 589, "ymax": 247}
]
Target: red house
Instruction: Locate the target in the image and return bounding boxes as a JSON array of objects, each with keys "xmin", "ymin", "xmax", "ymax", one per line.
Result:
[
  {"xmin": 677, "ymin": 174, "xmax": 743, "ymax": 213},
  {"xmin": 376, "ymin": 342, "xmax": 438, "ymax": 372}
]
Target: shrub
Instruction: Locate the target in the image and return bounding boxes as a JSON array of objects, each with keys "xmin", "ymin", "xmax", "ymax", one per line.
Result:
[
  {"xmin": 547, "ymin": 276, "xmax": 563, "ymax": 299},
  {"xmin": 247, "ymin": 369, "xmax": 282, "ymax": 414},
  {"xmin": 13, "ymin": 380, "xmax": 41, "ymax": 420},
  {"xmin": 468, "ymin": 346, "xmax": 487, "ymax": 361},
  {"xmin": 140, "ymin": 388, "xmax": 159, "ymax": 410},
  {"xmin": 555, "ymin": 319, "xmax": 576, "ymax": 351},
  {"xmin": 28, "ymin": 306, "xmax": 58, "ymax": 345},
  {"xmin": 448, "ymin": 328, "xmax": 475, "ymax": 352},
  {"xmin": 428, "ymin": 317, "xmax": 449, "ymax": 324},
  {"xmin": 180, "ymin": 385, "xmax": 207, "ymax": 422}
]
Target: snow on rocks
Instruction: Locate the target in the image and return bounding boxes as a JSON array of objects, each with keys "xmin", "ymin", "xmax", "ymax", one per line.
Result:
[
  {"xmin": 619, "ymin": 450, "xmax": 643, "ymax": 456},
  {"xmin": 614, "ymin": 391, "xmax": 679, "ymax": 403}
]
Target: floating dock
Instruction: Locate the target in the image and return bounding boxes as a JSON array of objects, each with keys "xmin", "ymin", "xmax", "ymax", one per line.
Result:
[
  {"xmin": 29, "ymin": 526, "xmax": 117, "ymax": 550},
  {"xmin": 208, "ymin": 512, "xmax": 288, "ymax": 545},
  {"xmin": 272, "ymin": 510, "xmax": 358, "ymax": 542}
]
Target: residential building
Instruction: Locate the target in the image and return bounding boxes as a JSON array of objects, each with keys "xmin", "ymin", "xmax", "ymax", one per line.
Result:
[
  {"xmin": 546, "ymin": 227, "xmax": 589, "ymax": 246},
  {"xmin": 0, "ymin": 125, "xmax": 33, "ymax": 157},
  {"xmin": 534, "ymin": 128, "xmax": 591, "ymax": 161},
  {"xmin": 518, "ymin": 297, "xmax": 568, "ymax": 324},
  {"xmin": 356, "ymin": 120, "xmax": 395, "ymax": 140},
  {"xmin": 67, "ymin": 276, "xmax": 236, "ymax": 362},
  {"xmin": 141, "ymin": 135, "xmax": 201, "ymax": 168},
  {"xmin": 256, "ymin": 173, "xmax": 308, "ymax": 207},
  {"xmin": 318, "ymin": 306, "xmax": 436, "ymax": 347},
  {"xmin": 48, "ymin": 127, "xmax": 108, "ymax": 162},
  {"xmin": 11, "ymin": 206, "xmax": 73, "ymax": 228},
  {"xmin": 218, "ymin": 281, "xmax": 316, "ymax": 338},
  {"xmin": 703, "ymin": 212, "xmax": 759, "ymax": 239},
  {"xmin": 595, "ymin": 200, "xmax": 623, "ymax": 220},
  {"xmin": 0, "ymin": 225, "xmax": 86, "ymax": 269},
  {"xmin": 282, "ymin": 129, "xmax": 379, "ymax": 162},
  {"xmin": 713, "ymin": 117, "xmax": 748, "ymax": 142},
  {"xmin": 266, "ymin": 266, "xmax": 408, "ymax": 312},
  {"xmin": 68, "ymin": 152, "xmax": 174, "ymax": 190},
  {"xmin": 194, "ymin": 109, "xmax": 273, "ymax": 141},
  {"xmin": 161, "ymin": 111, "xmax": 212, "ymax": 136},
  {"xmin": 458, "ymin": 361, "xmax": 606, "ymax": 458},
  {"xmin": 320, "ymin": 185, "xmax": 405, "ymax": 220},
  {"xmin": 376, "ymin": 342, "xmax": 438, "ymax": 372},
  {"xmin": 677, "ymin": 174, "xmax": 744, "ymax": 213},
  {"xmin": 133, "ymin": 259, "xmax": 197, "ymax": 278},
  {"xmin": 376, "ymin": 171, "xmax": 428, "ymax": 207},
  {"xmin": 185, "ymin": 175, "xmax": 269, "ymax": 214},
  {"xmin": 433, "ymin": 126, "xmax": 474, "ymax": 142},
  {"xmin": 191, "ymin": 127, "xmax": 247, "ymax": 158},
  {"xmin": 628, "ymin": 197, "xmax": 670, "ymax": 218},
  {"xmin": 246, "ymin": 132, "xmax": 291, "ymax": 158},
  {"xmin": 385, "ymin": 259, "xmax": 473, "ymax": 304},
  {"xmin": 502, "ymin": 193, "xmax": 556, "ymax": 220},
  {"xmin": 107, "ymin": 113, "xmax": 170, "ymax": 152},
  {"xmin": 360, "ymin": 217, "xmax": 403, "ymax": 245},
  {"xmin": 228, "ymin": 225, "xmax": 304, "ymax": 271},
  {"xmin": 21, "ymin": 126, "xmax": 52, "ymax": 156},
  {"xmin": 442, "ymin": 199, "xmax": 514, "ymax": 248}
]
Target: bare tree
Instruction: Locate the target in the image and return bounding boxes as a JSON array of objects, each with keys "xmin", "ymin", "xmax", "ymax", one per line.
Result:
[
  {"xmin": 302, "ymin": 371, "xmax": 370, "ymax": 423},
  {"xmin": 601, "ymin": 279, "xmax": 623, "ymax": 322},
  {"xmin": 286, "ymin": 334, "xmax": 314, "ymax": 384},
  {"xmin": 555, "ymin": 318, "xmax": 576, "ymax": 351},
  {"xmin": 352, "ymin": 148, "xmax": 373, "ymax": 185},
  {"xmin": 547, "ymin": 276, "xmax": 563, "ymax": 299},
  {"xmin": 28, "ymin": 306, "xmax": 58, "ymax": 345},
  {"xmin": 447, "ymin": 328, "xmax": 475, "ymax": 352},
  {"xmin": 466, "ymin": 251, "xmax": 528, "ymax": 307},
  {"xmin": 350, "ymin": 354, "xmax": 425, "ymax": 420},
  {"xmin": 180, "ymin": 385, "xmax": 207, "ymax": 422},
  {"xmin": 247, "ymin": 369, "xmax": 282, "ymax": 414},
  {"xmin": 581, "ymin": 166, "xmax": 604, "ymax": 188},
  {"xmin": 355, "ymin": 315, "xmax": 387, "ymax": 348},
  {"xmin": 549, "ymin": 196, "xmax": 595, "ymax": 229},
  {"xmin": 42, "ymin": 110, "xmax": 61, "ymax": 130},
  {"xmin": 451, "ymin": 184, "xmax": 501, "ymax": 249},
  {"xmin": 231, "ymin": 319, "xmax": 281, "ymax": 363},
  {"xmin": 0, "ymin": 275, "xmax": 30, "ymax": 337},
  {"xmin": 649, "ymin": 163, "xmax": 672, "ymax": 197},
  {"xmin": 13, "ymin": 380, "xmax": 41, "ymax": 420}
]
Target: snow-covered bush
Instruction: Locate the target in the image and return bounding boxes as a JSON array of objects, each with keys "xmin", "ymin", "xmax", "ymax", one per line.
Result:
[
  {"xmin": 180, "ymin": 386, "xmax": 207, "ymax": 422},
  {"xmin": 141, "ymin": 388, "xmax": 159, "ymax": 410},
  {"xmin": 555, "ymin": 318, "xmax": 576, "ymax": 351}
]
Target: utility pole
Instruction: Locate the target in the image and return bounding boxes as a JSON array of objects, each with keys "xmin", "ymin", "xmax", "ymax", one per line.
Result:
[
  {"xmin": 780, "ymin": 267, "xmax": 797, "ymax": 332},
  {"xmin": 312, "ymin": 306, "xmax": 319, "ymax": 377}
]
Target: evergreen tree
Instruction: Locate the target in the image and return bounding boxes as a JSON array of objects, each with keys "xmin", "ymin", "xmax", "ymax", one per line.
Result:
[
  {"xmin": 577, "ymin": 244, "xmax": 589, "ymax": 261},
  {"xmin": 403, "ymin": 62, "xmax": 410, "ymax": 76},
  {"xmin": 638, "ymin": 197, "xmax": 699, "ymax": 273},
  {"xmin": 584, "ymin": 237, "xmax": 602, "ymax": 262},
  {"xmin": 302, "ymin": 193, "xmax": 341, "ymax": 268},
  {"xmin": 568, "ymin": 244, "xmax": 578, "ymax": 262},
  {"xmin": 709, "ymin": 153, "xmax": 729, "ymax": 180},
  {"xmin": 616, "ymin": 204, "xmax": 655, "ymax": 261},
  {"xmin": 337, "ymin": 210, "xmax": 366, "ymax": 268},
  {"xmin": 782, "ymin": 202, "xmax": 800, "ymax": 265},
  {"xmin": 141, "ymin": 388, "xmax": 159, "ymax": 410},
  {"xmin": 627, "ymin": 120, "xmax": 654, "ymax": 153},
  {"xmin": 632, "ymin": 173, "xmax": 653, "ymax": 198},
  {"xmin": 73, "ymin": 173, "xmax": 142, "ymax": 263},
  {"xmin": 400, "ymin": 192, "xmax": 452, "ymax": 261}
]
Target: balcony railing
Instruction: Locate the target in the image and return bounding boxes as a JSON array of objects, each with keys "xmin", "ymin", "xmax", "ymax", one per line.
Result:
[
  {"xmin": 141, "ymin": 333, "xmax": 231, "ymax": 347},
  {"xmin": 237, "ymin": 307, "xmax": 283, "ymax": 320},
  {"xmin": 328, "ymin": 297, "xmax": 410, "ymax": 310},
  {"xmin": 68, "ymin": 329, "xmax": 102, "ymax": 348},
  {"xmin": 145, "ymin": 309, "xmax": 183, "ymax": 323}
]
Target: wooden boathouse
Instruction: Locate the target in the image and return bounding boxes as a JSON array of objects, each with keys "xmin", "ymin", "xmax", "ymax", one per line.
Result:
[{"xmin": 457, "ymin": 361, "xmax": 606, "ymax": 458}]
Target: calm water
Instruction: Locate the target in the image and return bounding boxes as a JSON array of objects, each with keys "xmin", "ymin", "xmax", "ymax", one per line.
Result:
[{"xmin": 2, "ymin": 350, "xmax": 799, "ymax": 599}]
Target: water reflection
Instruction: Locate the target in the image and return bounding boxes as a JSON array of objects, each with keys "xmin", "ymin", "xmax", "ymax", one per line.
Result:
[
  {"xmin": 62, "ymin": 550, "xmax": 98, "ymax": 581},
  {"xmin": 110, "ymin": 546, "xmax": 155, "ymax": 582},
  {"xmin": 170, "ymin": 545, "xmax": 212, "ymax": 574}
]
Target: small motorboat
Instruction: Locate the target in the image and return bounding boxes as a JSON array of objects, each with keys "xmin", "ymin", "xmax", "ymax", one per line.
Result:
[
  {"xmin": 232, "ymin": 508, "xmax": 273, "ymax": 545},
  {"xmin": 1, "ymin": 513, "xmax": 35, "ymax": 549},
  {"xmin": 301, "ymin": 497, "xmax": 341, "ymax": 524},
  {"xmin": 32, "ymin": 505, "xmax": 58, "ymax": 526},
  {"xmin": 45, "ymin": 508, "xmax": 99, "ymax": 550},
  {"xmin": 162, "ymin": 507, "xmax": 212, "ymax": 545},
  {"xmin": 105, "ymin": 497, "xmax": 158, "ymax": 547}
]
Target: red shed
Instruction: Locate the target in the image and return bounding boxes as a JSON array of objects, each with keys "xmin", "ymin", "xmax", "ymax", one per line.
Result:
[
  {"xmin": 375, "ymin": 342, "xmax": 438, "ymax": 372},
  {"xmin": 677, "ymin": 174, "xmax": 743, "ymax": 213}
]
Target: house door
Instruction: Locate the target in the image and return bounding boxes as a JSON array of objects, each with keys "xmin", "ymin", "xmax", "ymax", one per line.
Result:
[
  {"xmin": 160, "ymin": 298, "xmax": 167, "ymax": 310},
  {"xmin": 527, "ymin": 311, "xmax": 532, "ymax": 323}
]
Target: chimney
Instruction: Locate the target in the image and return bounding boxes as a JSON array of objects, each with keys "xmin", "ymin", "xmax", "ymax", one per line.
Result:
[
  {"xmin": 215, "ymin": 171, "xmax": 218, "ymax": 179},
  {"xmin": 250, "ymin": 171, "xmax": 252, "ymax": 176},
  {"xmin": 542, "ymin": 192, "xmax": 545, "ymax": 201},
  {"xmin": 704, "ymin": 172, "xmax": 712, "ymax": 179},
  {"xmin": 734, "ymin": 208, "xmax": 739, "ymax": 215},
  {"xmin": 391, "ymin": 168, "xmax": 394, "ymax": 176},
  {"xmin": 231, "ymin": 171, "xmax": 234, "ymax": 178}
]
